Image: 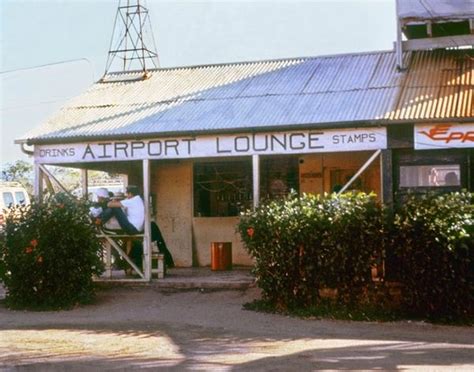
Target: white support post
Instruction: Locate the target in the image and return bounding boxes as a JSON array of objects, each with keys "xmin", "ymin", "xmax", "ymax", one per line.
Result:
[
  {"xmin": 81, "ymin": 169, "xmax": 88, "ymax": 200},
  {"xmin": 426, "ymin": 21, "xmax": 432, "ymax": 37},
  {"xmin": 252, "ymin": 154, "xmax": 260, "ymax": 210},
  {"xmin": 142, "ymin": 159, "xmax": 152, "ymax": 281},
  {"xmin": 105, "ymin": 241, "xmax": 112, "ymax": 278},
  {"xmin": 34, "ymin": 163, "xmax": 43, "ymax": 199}
]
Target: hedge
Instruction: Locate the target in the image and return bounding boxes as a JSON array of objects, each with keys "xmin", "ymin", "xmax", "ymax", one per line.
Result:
[
  {"xmin": 391, "ymin": 192, "xmax": 473, "ymax": 321},
  {"xmin": 239, "ymin": 191, "xmax": 473, "ymax": 321},
  {"xmin": 238, "ymin": 192, "xmax": 385, "ymax": 309}
]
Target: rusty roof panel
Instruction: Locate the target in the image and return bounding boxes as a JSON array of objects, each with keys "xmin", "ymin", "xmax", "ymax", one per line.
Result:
[{"xmin": 388, "ymin": 49, "xmax": 474, "ymax": 120}]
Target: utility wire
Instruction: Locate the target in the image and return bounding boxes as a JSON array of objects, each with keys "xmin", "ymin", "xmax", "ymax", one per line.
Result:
[
  {"xmin": 0, "ymin": 58, "xmax": 95, "ymax": 81},
  {"xmin": 1, "ymin": 58, "xmax": 95, "ymax": 111},
  {"xmin": 0, "ymin": 98, "xmax": 73, "ymax": 112}
]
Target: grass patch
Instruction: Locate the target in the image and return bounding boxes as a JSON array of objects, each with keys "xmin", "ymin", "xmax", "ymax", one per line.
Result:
[
  {"xmin": 243, "ymin": 299, "xmax": 399, "ymax": 322},
  {"xmin": 244, "ymin": 299, "xmax": 473, "ymax": 325}
]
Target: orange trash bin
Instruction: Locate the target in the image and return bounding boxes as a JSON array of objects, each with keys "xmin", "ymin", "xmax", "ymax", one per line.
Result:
[{"xmin": 211, "ymin": 242, "xmax": 232, "ymax": 271}]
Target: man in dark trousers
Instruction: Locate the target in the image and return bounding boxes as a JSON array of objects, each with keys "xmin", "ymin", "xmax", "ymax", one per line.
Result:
[
  {"xmin": 151, "ymin": 221, "xmax": 174, "ymax": 268},
  {"xmin": 100, "ymin": 185, "xmax": 144, "ymax": 235}
]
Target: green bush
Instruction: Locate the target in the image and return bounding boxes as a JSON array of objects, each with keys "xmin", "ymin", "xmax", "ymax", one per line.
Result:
[
  {"xmin": 238, "ymin": 192, "xmax": 385, "ymax": 309},
  {"xmin": 0, "ymin": 193, "xmax": 104, "ymax": 310},
  {"xmin": 391, "ymin": 192, "xmax": 473, "ymax": 320},
  {"xmin": 239, "ymin": 191, "xmax": 473, "ymax": 322}
]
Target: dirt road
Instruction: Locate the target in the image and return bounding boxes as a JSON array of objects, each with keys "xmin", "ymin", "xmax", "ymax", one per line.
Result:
[{"xmin": 1, "ymin": 286, "xmax": 473, "ymax": 371}]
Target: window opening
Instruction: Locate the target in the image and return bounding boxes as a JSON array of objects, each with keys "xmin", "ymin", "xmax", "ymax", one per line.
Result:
[
  {"xmin": 399, "ymin": 164, "xmax": 461, "ymax": 188},
  {"xmin": 260, "ymin": 156, "xmax": 299, "ymax": 200},
  {"xmin": 194, "ymin": 160, "xmax": 252, "ymax": 217}
]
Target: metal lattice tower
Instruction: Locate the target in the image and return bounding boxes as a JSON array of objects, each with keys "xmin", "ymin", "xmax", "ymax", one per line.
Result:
[{"xmin": 104, "ymin": 0, "xmax": 159, "ymax": 78}]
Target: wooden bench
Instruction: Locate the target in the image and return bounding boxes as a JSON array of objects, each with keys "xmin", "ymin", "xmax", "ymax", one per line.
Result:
[
  {"xmin": 96, "ymin": 231, "xmax": 165, "ymax": 280},
  {"xmin": 96, "ymin": 232, "xmax": 145, "ymax": 279}
]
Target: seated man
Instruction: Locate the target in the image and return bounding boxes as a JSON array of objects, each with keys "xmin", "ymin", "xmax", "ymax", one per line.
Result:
[
  {"xmin": 90, "ymin": 187, "xmax": 110, "ymax": 218},
  {"xmin": 90, "ymin": 188, "xmax": 122, "ymax": 230},
  {"xmin": 100, "ymin": 185, "xmax": 145, "ymax": 235}
]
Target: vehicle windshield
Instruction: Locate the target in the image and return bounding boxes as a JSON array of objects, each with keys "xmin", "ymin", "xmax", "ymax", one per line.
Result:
[
  {"xmin": 2, "ymin": 192, "xmax": 14, "ymax": 208},
  {"xmin": 15, "ymin": 191, "xmax": 27, "ymax": 205}
]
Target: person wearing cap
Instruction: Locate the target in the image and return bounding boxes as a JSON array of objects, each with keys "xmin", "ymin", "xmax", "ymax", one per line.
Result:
[
  {"xmin": 99, "ymin": 185, "xmax": 145, "ymax": 235},
  {"xmin": 90, "ymin": 187, "xmax": 110, "ymax": 218}
]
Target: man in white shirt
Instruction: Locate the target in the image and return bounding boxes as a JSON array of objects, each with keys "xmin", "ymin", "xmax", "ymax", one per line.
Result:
[{"xmin": 100, "ymin": 185, "xmax": 145, "ymax": 235}]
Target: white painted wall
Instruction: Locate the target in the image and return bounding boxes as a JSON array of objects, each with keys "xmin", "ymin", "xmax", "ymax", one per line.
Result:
[
  {"xmin": 154, "ymin": 161, "xmax": 193, "ymax": 267},
  {"xmin": 152, "ymin": 160, "xmax": 254, "ymax": 267},
  {"xmin": 192, "ymin": 217, "xmax": 254, "ymax": 267},
  {"xmin": 152, "ymin": 152, "xmax": 381, "ymax": 268}
]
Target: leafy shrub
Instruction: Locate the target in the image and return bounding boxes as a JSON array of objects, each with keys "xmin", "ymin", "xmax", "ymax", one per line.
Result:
[
  {"xmin": 0, "ymin": 193, "xmax": 104, "ymax": 310},
  {"xmin": 391, "ymin": 192, "xmax": 473, "ymax": 320},
  {"xmin": 238, "ymin": 192, "xmax": 385, "ymax": 309}
]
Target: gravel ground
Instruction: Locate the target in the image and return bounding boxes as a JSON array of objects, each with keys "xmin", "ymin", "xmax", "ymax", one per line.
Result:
[{"xmin": 1, "ymin": 286, "xmax": 473, "ymax": 371}]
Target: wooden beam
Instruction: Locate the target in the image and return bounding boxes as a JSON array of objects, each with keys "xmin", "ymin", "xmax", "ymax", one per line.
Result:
[
  {"xmin": 38, "ymin": 164, "xmax": 71, "ymax": 195},
  {"xmin": 97, "ymin": 234, "xmax": 145, "ymax": 279},
  {"xmin": 402, "ymin": 34, "xmax": 474, "ymax": 51}
]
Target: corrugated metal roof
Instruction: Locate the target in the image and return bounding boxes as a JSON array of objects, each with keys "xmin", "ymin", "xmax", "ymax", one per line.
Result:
[
  {"xmin": 388, "ymin": 49, "xmax": 474, "ymax": 120},
  {"xmin": 20, "ymin": 49, "xmax": 473, "ymax": 143},
  {"xmin": 398, "ymin": 0, "xmax": 474, "ymax": 20}
]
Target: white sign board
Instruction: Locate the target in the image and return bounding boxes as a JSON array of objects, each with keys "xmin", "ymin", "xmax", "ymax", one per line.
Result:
[
  {"xmin": 415, "ymin": 123, "xmax": 474, "ymax": 150},
  {"xmin": 35, "ymin": 127, "xmax": 387, "ymax": 164}
]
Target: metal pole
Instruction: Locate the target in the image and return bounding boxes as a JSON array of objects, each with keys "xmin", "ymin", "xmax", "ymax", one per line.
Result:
[
  {"xmin": 395, "ymin": 0, "xmax": 404, "ymax": 71},
  {"xmin": 136, "ymin": 0, "xmax": 147, "ymax": 74},
  {"xmin": 252, "ymin": 155, "xmax": 260, "ymax": 210},
  {"xmin": 142, "ymin": 159, "xmax": 152, "ymax": 281}
]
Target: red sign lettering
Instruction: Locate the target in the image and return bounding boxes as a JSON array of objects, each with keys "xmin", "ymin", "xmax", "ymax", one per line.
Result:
[{"xmin": 418, "ymin": 124, "xmax": 474, "ymax": 143}]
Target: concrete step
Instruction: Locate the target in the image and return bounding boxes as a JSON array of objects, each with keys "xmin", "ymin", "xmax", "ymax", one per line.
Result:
[{"xmin": 153, "ymin": 267, "xmax": 256, "ymax": 290}]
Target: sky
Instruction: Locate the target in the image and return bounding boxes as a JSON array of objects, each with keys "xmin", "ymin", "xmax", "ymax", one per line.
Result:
[{"xmin": 0, "ymin": 0, "xmax": 396, "ymax": 165}]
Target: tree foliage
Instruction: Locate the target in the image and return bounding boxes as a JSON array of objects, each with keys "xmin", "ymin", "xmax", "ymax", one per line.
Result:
[
  {"xmin": 0, "ymin": 193, "xmax": 104, "ymax": 310},
  {"xmin": 1, "ymin": 160, "xmax": 33, "ymax": 194}
]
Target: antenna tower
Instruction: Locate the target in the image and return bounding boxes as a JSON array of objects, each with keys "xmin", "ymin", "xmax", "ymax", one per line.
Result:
[{"xmin": 104, "ymin": 0, "xmax": 159, "ymax": 78}]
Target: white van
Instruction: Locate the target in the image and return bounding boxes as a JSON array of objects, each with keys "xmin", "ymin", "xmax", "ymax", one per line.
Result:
[{"xmin": 0, "ymin": 182, "xmax": 31, "ymax": 225}]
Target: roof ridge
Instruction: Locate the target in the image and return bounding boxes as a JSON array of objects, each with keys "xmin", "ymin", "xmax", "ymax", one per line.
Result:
[{"xmin": 100, "ymin": 49, "xmax": 396, "ymax": 80}]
